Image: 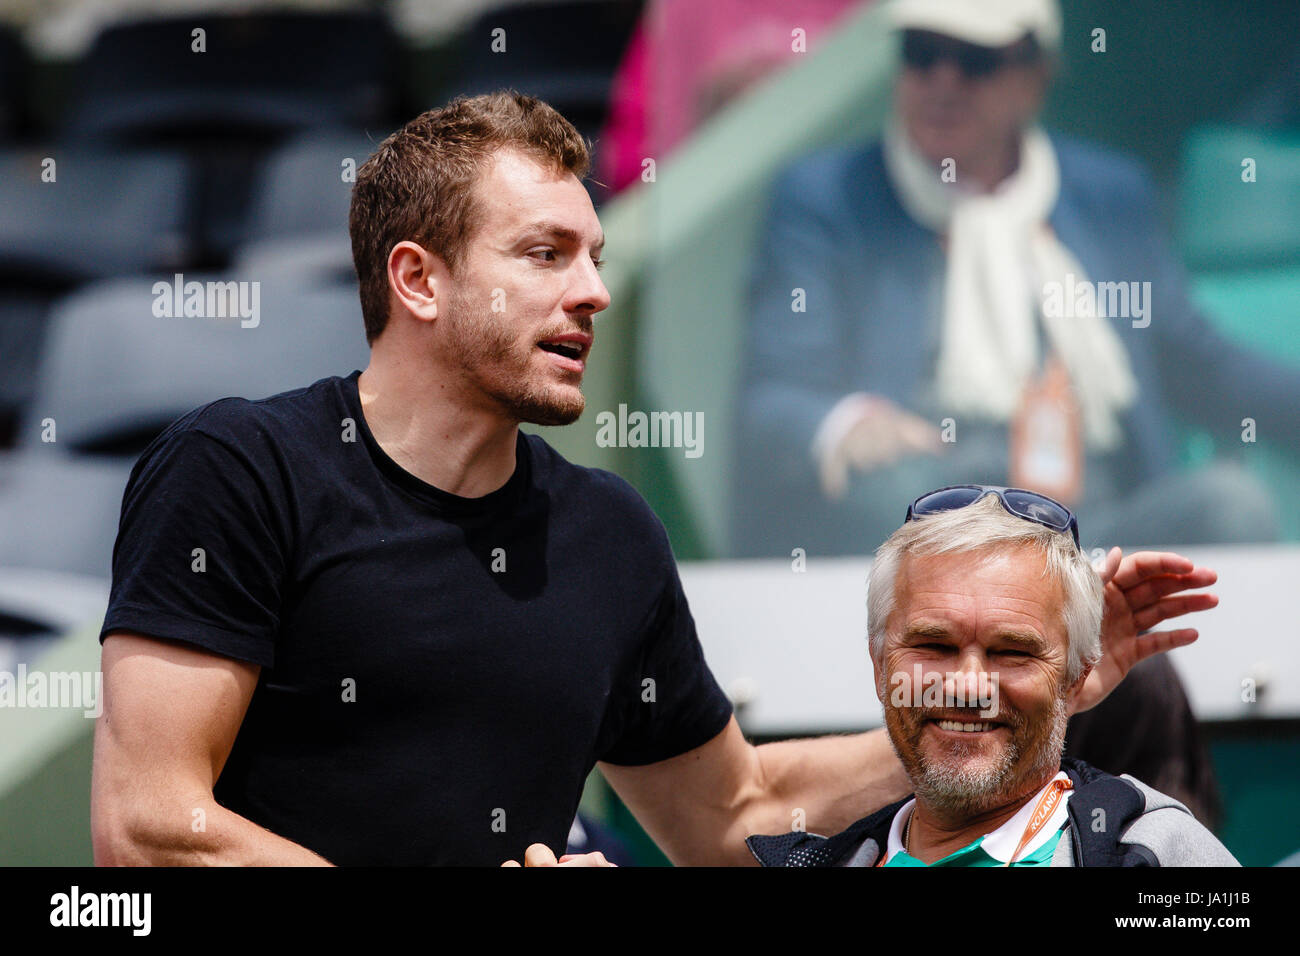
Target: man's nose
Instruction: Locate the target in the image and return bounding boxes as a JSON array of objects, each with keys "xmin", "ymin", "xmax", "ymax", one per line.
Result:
[
  {"xmin": 567, "ymin": 256, "xmax": 611, "ymax": 315},
  {"xmin": 919, "ymin": 59, "xmax": 969, "ymax": 93},
  {"xmin": 944, "ymin": 651, "xmax": 988, "ymax": 705}
]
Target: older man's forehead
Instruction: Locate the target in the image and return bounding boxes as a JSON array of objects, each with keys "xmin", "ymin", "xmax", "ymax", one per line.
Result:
[{"xmin": 893, "ymin": 549, "xmax": 1067, "ymax": 636}]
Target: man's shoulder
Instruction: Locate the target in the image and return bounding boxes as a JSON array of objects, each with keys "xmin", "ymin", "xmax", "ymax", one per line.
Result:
[
  {"xmin": 521, "ymin": 432, "xmax": 671, "ymax": 540},
  {"xmin": 1049, "ymin": 131, "xmax": 1159, "ymax": 207},
  {"xmin": 145, "ymin": 373, "xmax": 349, "ymax": 460},
  {"xmin": 768, "ymin": 139, "xmax": 889, "ymax": 209},
  {"xmin": 1110, "ymin": 774, "xmax": 1240, "ymax": 867},
  {"xmin": 1062, "ymin": 758, "xmax": 1239, "ymax": 866}
]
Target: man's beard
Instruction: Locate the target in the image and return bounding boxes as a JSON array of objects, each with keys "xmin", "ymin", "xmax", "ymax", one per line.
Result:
[
  {"xmin": 443, "ymin": 288, "xmax": 587, "ymax": 427},
  {"xmin": 884, "ymin": 687, "xmax": 1070, "ymax": 820}
]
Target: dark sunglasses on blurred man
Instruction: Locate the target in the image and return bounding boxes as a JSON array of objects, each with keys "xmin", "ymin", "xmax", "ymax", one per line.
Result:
[{"xmin": 901, "ymin": 29, "xmax": 1042, "ymax": 79}]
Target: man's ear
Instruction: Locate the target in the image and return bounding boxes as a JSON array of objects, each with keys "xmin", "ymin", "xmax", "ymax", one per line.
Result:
[
  {"xmin": 387, "ymin": 240, "xmax": 444, "ymax": 324},
  {"xmin": 1064, "ymin": 661, "xmax": 1094, "ymax": 713}
]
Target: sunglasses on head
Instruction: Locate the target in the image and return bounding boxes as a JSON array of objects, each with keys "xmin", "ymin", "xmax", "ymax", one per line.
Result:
[
  {"xmin": 905, "ymin": 485, "xmax": 1080, "ymax": 548},
  {"xmin": 900, "ymin": 30, "xmax": 1039, "ymax": 79}
]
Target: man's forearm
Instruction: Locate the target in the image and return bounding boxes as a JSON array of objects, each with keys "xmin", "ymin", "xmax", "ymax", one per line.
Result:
[
  {"xmin": 94, "ymin": 797, "xmax": 333, "ymax": 866},
  {"xmin": 600, "ymin": 719, "xmax": 911, "ymax": 866},
  {"xmin": 749, "ymin": 727, "xmax": 910, "ymax": 839}
]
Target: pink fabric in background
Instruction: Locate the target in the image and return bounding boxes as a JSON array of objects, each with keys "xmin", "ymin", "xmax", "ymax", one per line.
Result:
[{"xmin": 597, "ymin": 0, "xmax": 870, "ymax": 193}]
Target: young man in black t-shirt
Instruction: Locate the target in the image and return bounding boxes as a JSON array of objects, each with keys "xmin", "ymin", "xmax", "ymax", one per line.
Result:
[{"xmin": 90, "ymin": 92, "xmax": 1218, "ymax": 866}]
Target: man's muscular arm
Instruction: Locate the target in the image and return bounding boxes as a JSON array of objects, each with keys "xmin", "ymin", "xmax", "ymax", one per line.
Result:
[
  {"xmin": 91, "ymin": 633, "xmax": 332, "ymax": 866},
  {"xmin": 600, "ymin": 718, "xmax": 907, "ymax": 866}
]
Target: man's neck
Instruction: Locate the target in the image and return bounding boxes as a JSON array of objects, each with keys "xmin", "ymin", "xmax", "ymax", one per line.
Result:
[
  {"xmin": 357, "ymin": 357, "xmax": 519, "ymax": 499},
  {"xmin": 906, "ymin": 769, "xmax": 1058, "ymax": 864}
]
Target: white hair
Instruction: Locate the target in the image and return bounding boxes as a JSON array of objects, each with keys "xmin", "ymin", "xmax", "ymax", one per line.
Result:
[{"xmin": 867, "ymin": 494, "xmax": 1103, "ymax": 683}]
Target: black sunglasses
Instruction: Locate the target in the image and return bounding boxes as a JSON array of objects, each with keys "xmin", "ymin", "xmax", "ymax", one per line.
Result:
[
  {"xmin": 905, "ymin": 485, "xmax": 1080, "ymax": 548},
  {"xmin": 901, "ymin": 30, "xmax": 1039, "ymax": 79}
]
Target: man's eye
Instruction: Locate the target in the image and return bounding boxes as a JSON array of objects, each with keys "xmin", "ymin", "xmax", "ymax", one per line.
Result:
[
  {"xmin": 528, "ymin": 248, "xmax": 557, "ymax": 262},
  {"xmin": 592, "ymin": 257, "xmax": 606, "ymax": 271}
]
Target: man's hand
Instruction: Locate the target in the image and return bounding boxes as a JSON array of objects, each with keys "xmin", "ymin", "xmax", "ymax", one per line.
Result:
[
  {"xmin": 1075, "ymin": 547, "xmax": 1218, "ymax": 714},
  {"xmin": 819, "ymin": 395, "xmax": 943, "ymax": 500},
  {"xmin": 501, "ymin": 844, "xmax": 616, "ymax": 867}
]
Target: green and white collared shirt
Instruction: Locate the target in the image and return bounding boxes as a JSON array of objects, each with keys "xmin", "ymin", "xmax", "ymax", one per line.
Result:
[{"xmin": 876, "ymin": 772, "xmax": 1073, "ymax": 868}]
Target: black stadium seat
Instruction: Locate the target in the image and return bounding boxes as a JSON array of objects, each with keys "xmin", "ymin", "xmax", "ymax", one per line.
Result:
[
  {"xmin": 0, "ymin": 148, "xmax": 190, "ymax": 446},
  {"xmin": 233, "ymin": 128, "xmax": 378, "ymax": 283},
  {"xmin": 63, "ymin": 11, "xmax": 403, "ymax": 266},
  {"xmin": 0, "ymin": 274, "xmax": 371, "ymax": 585},
  {"xmin": 0, "ymin": 454, "xmax": 134, "ymax": 579},
  {"xmin": 0, "ymin": 24, "xmax": 29, "ymax": 142},
  {"xmin": 20, "ymin": 276, "xmax": 370, "ymax": 457},
  {"xmin": 64, "ymin": 12, "xmax": 401, "ymax": 146},
  {"xmin": 243, "ymin": 129, "xmax": 379, "ymax": 244},
  {"xmin": 444, "ymin": 0, "xmax": 643, "ymax": 147},
  {"xmin": 0, "ymin": 148, "xmax": 189, "ymax": 283}
]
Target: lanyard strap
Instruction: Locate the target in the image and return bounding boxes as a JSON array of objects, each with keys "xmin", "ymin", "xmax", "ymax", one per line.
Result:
[
  {"xmin": 880, "ymin": 778, "xmax": 1074, "ymax": 867},
  {"xmin": 1003, "ymin": 778, "xmax": 1073, "ymax": 866}
]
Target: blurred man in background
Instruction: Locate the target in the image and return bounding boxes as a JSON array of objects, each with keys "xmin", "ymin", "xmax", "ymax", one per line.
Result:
[{"xmin": 733, "ymin": 0, "xmax": 1300, "ymax": 558}]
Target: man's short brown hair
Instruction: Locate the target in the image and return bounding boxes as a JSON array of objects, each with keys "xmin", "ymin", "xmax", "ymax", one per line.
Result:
[{"xmin": 349, "ymin": 91, "xmax": 591, "ymax": 343}]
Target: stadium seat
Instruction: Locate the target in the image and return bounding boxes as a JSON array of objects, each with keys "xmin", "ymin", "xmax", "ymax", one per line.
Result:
[
  {"xmin": 0, "ymin": 453, "xmax": 133, "ymax": 578},
  {"xmin": 1191, "ymin": 268, "xmax": 1300, "ymax": 367},
  {"xmin": 0, "ymin": 148, "xmax": 190, "ymax": 283},
  {"xmin": 1188, "ymin": 268, "xmax": 1300, "ymax": 541},
  {"xmin": 233, "ymin": 234, "xmax": 357, "ymax": 287},
  {"xmin": 233, "ymin": 129, "xmax": 379, "ymax": 282},
  {"xmin": 64, "ymin": 12, "xmax": 401, "ymax": 145},
  {"xmin": 443, "ymin": 0, "xmax": 642, "ymax": 146},
  {"xmin": 0, "ymin": 568, "xmax": 108, "ymax": 672},
  {"xmin": 0, "ymin": 148, "xmax": 190, "ymax": 446},
  {"xmin": 20, "ymin": 276, "xmax": 371, "ymax": 457},
  {"xmin": 243, "ymin": 129, "xmax": 379, "ymax": 243},
  {"xmin": 62, "ymin": 12, "xmax": 401, "ymax": 266},
  {"xmin": 0, "ymin": 292, "xmax": 52, "ymax": 446},
  {"xmin": 0, "ymin": 24, "xmax": 29, "ymax": 142}
]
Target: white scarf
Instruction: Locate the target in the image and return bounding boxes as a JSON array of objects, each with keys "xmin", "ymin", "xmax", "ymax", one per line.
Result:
[{"xmin": 882, "ymin": 116, "xmax": 1137, "ymax": 449}]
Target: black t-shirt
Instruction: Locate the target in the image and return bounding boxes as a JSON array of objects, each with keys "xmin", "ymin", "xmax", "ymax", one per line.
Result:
[{"xmin": 100, "ymin": 370, "xmax": 732, "ymax": 865}]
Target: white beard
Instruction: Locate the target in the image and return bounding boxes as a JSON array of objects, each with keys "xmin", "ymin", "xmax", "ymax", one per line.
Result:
[{"xmin": 906, "ymin": 695, "xmax": 1070, "ymax": 819}]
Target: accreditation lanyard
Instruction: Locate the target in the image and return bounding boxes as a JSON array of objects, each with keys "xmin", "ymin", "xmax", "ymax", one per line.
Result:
[
  {"xmin": 1003, "ymin": 778, "xmax": 1073, "ymax": 867},
  {"xmin": 880, "ymin": 778, "xmax": 1074, "ymax": 867}
]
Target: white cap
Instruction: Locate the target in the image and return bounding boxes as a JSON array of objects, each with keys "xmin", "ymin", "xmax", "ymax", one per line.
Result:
[{"xmin": 889, "ymin": 0, "xmax": 1061, "ymax": 52}]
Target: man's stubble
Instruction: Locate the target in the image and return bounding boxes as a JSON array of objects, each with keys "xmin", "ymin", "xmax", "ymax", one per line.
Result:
[
  {"xmin": 442, "ymin": 283, "xmax": 588, "ymax": 427},
  {"xmin": 884, "ymin": 687, "xmax": 1071, "ymax": 820}
]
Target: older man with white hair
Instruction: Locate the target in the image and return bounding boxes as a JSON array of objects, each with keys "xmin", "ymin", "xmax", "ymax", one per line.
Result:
[{"xmin": 747, "ymin": 486, "xmax": 1238, "ymax": 867}]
